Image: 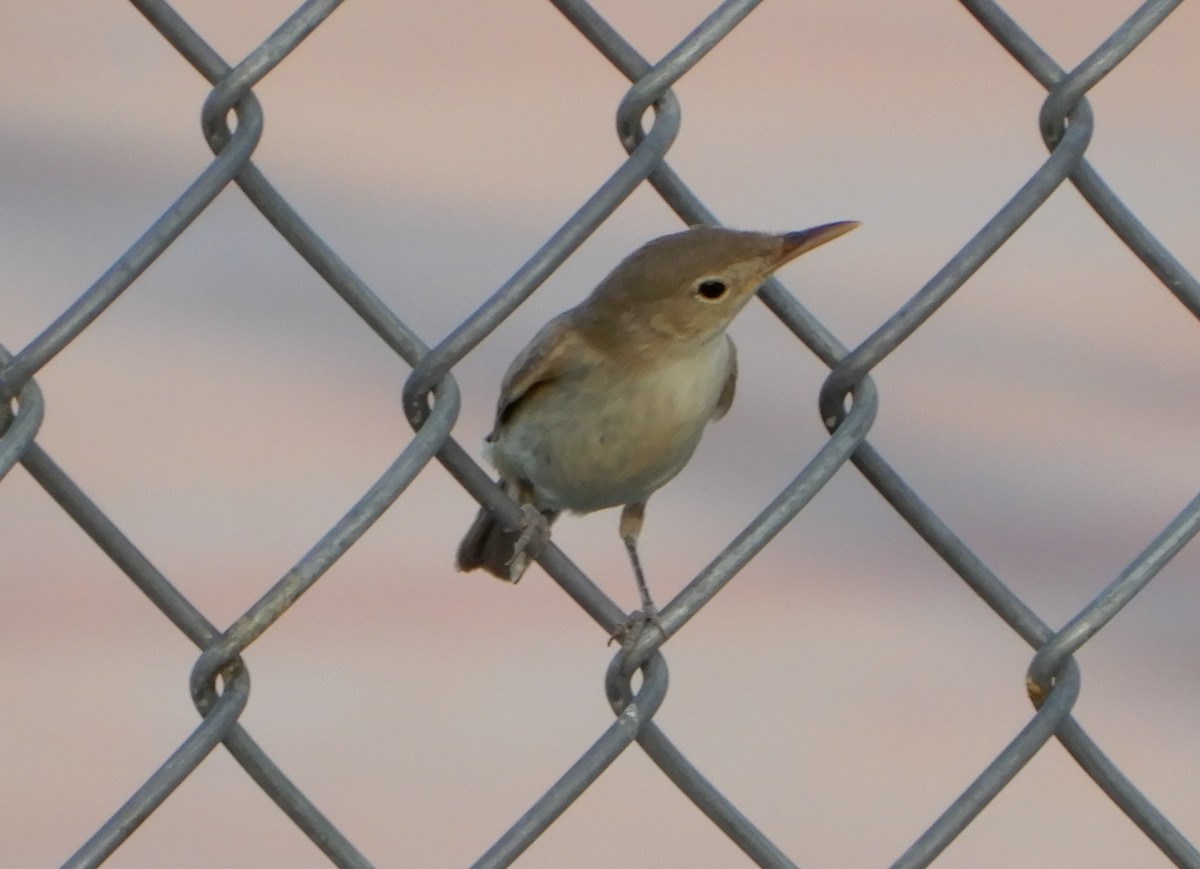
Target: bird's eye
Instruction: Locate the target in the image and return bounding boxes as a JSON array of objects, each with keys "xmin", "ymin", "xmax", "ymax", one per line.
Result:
[{"xmin": 696, "ymin": 279, "xmax": 727, "ymax": 300}]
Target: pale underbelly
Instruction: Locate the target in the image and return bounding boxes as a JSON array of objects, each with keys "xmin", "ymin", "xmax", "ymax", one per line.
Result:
[{"xmin": 490, "ymin": 346, "xmax": 729, "ymax": 512}]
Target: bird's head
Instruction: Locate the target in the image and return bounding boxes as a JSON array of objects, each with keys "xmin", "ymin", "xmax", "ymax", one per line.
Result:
[{"xmin": 584, "ymin": 221, "xmax": 859, "ymax": 347}]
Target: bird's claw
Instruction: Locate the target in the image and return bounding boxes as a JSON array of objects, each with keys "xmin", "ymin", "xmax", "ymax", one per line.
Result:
[
  {"xmin": 607, "ymin": 605, "xmax": 665, "ymax": 648},
  {"xmin": 505, "ymin": 503, "xmax": 551, "ymax": 581}
]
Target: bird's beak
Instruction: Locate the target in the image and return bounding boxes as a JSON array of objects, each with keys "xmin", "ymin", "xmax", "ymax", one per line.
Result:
[{"xmin": 775, "ymin": 220, "xmax": 860, "ymax": 267}]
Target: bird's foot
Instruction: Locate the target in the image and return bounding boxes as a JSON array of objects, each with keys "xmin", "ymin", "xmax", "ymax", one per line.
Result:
[
  {"xmin": 505, "ymin": 503, "xmax": 551, "ymax": 582},
  {"xmin": 608, "ymin": 604, "xmax": 665, "ymax": 648}
]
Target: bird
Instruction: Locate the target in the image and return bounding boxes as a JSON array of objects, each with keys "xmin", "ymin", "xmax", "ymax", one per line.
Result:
[{"xmin": 456, "ymin": 221, "xmax": 859, "ymax": 628}]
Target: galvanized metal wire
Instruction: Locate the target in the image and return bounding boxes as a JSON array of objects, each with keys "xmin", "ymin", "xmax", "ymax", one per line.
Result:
[{"xmin": 1, "ymin": 0, "xmax": 1197, "ymax": 866}]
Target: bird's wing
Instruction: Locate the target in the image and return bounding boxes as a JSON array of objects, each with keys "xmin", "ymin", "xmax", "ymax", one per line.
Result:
[
  {"xmin": 712, "ymin": 334, "xmax": 737, "ymax": 421},
  {"xmin": 493, "ymin": 312, "xmax": 594, "ymax": 429}
]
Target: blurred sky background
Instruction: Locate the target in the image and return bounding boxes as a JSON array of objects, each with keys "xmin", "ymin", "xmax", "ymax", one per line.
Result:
[{"xmin": 2, "ymin": 1, "xmax": 1199, "ymax": 867}]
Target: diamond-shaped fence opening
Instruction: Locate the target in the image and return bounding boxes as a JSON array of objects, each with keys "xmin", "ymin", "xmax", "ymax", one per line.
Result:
[{"xmin": 2, "ymin": 1, "xmax": 1198, "ymax": 867}]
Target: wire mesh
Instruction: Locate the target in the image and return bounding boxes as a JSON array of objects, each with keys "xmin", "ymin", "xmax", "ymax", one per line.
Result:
[{"xmin": 1, "ymin": 0, "xmax": 1197, "ymax": 867}]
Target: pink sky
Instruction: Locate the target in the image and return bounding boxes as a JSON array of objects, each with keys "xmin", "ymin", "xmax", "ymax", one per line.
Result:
[{"xmin": 2, "ymin": 1, "xmax": 1199, "ymax": 866}]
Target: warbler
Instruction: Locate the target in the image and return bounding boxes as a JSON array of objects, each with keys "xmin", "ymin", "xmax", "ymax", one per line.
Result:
[{"xmin": 456, "ymin": 221, "xmax": 859, "ymax": 620}]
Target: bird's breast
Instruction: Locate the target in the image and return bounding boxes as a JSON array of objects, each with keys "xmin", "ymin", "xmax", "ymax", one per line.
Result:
[{"xmin": 490, "ymin": 338, "xmax": 732, "ymax": 513}]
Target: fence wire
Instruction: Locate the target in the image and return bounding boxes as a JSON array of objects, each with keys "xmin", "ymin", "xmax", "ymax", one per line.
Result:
[{"xmin": 1, "ymin": 0, "xmax": 1198, "ymax": 867}]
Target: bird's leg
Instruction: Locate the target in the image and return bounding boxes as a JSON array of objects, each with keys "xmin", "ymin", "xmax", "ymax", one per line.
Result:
[
  {"xmin": 510, "ymin": 501, "xmax": 550, "ymax": 565},
  {"xmin": 619, "ymin": 501, "xmax": 654, "ymax": 613},
  {"xmin": 613, "ymin": 501, "xmax": 665, "ymax": 645},
  {"xmin": 506, "ymin": 503, "xmax": 551, "ymax": 580},
  {"xmin": 501, "ymin": 479, "xmax": 555, "ymax": 582}
]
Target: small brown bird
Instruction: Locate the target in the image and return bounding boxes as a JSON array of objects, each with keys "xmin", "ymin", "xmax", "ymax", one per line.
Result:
[{"xmin": 457, "ymin": 221, "xmax": 858, "ymax": 621}]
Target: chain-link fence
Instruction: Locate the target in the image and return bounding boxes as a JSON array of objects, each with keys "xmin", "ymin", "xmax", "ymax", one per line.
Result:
[{"xmin": 2, "ymin": 0, "xmax": 1198, "ymax": 866}]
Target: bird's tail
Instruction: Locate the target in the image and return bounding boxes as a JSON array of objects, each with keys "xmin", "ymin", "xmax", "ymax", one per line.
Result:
[{"xmin": 456, "ymin": 501, "xmax": 557, "ymax": 583}]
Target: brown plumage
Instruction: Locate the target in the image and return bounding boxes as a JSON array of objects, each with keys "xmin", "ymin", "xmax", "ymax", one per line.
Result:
[{"xmin": 457, "ymin": 221, "xmax": 859, "ymax": 618}]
